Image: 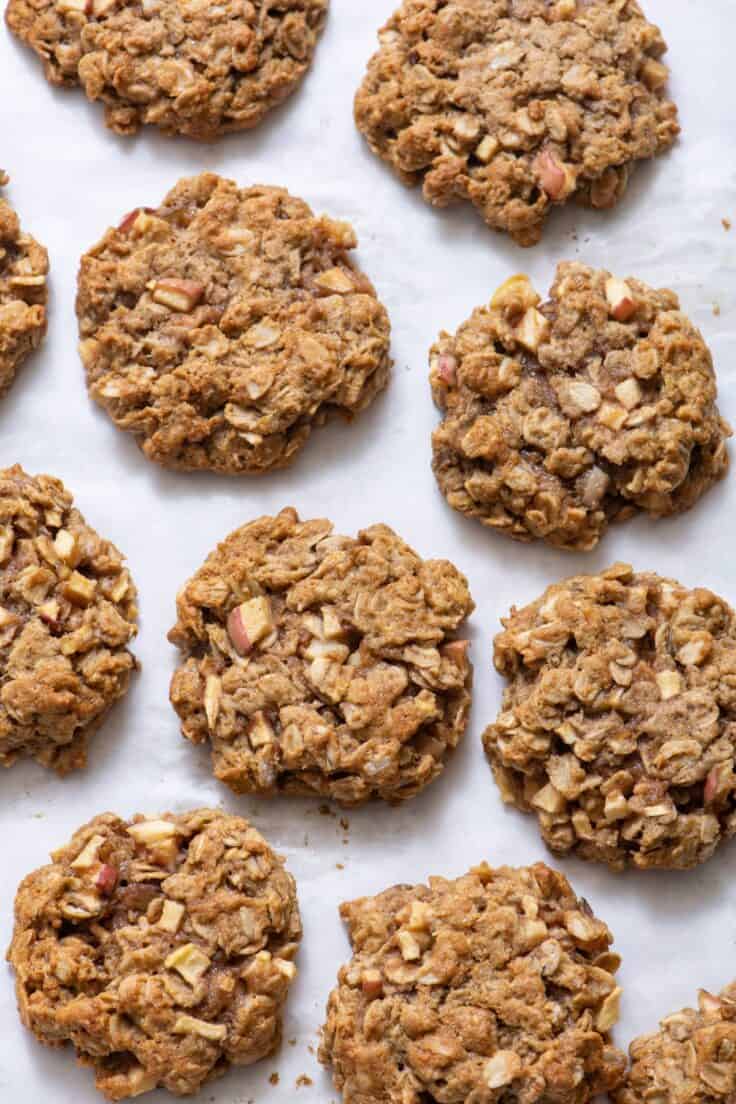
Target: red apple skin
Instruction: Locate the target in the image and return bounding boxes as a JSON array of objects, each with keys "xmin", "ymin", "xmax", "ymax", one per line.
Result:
[
  {"xmin": 227, "ymin": 607, "xmax": 253, "ymax": 655},
  {"xmin": 118, "ymin": 207, "xmax": 155, "ymax": 234},
  {"xmin": 96, "ymin": 864, "xmax": 118, "ymax": 896}
]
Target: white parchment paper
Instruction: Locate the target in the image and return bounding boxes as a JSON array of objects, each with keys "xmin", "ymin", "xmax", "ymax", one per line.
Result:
[{"xmin": 1, "ymin": 3, "xmax": 735, "ymax": 1100}]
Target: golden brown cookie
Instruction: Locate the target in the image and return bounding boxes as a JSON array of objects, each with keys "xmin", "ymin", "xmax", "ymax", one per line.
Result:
[
  {"xmin": 6, "ymin": 0, "xmax": 328, "ymax": 139},
  {"xmin": 616, "ymin": 985, "xmax": 736, "ymax": 1104},
  {"xmin": 0, "ymin": 172, "xmax": 48, "ymax": 395},
  {"xmin": 77, "ymin": 174, "xmax": 391, "ymax": 474},
  {"xmin": 8, "ymin": 808, "xmax": 302, "ymax": 1101},
  {"xmin": 320, "ymin": 861, "xmax": 626, "ymax": 1104},
  {"xmin": 0, "ymin": 465, "xmax": 137, "ymax": 773},
  {"xmin": 431, "ymin": 263, "xmax": 730, "ymax": 551},
  {"xmin": 169, "ymin": 508, "xmax": 474, "ymax": 805},
  {"xmin": 484, "ymin": 563, "xmax": 736, "ymax": 871},
  {"xmin": 355, "ymin": 0, "xmax": 679, "ymax": 245}
]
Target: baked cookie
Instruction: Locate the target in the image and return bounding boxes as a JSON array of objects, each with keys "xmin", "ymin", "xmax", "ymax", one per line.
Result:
[
  {"xmin": 320, "ymin": 862, "xmax": 626, "ymax": 1104},
  {"xmin": 355, "ymin": 0, "xmax": 679, "ymax": 246},
  {"xmin": 0, "ymin": 465, "xmax": 137, "ymax": 773},
  {"xmin": 169, "ymin": 507, "xmax": 474, "ymax": 805},
  {"xmin": 8, "ymin": 808, "xmax": 301, "ymax": 1101},
  {"xmin": 616, "ymin": 985, "xmax": 736, "ymax": 1104},
  {"xmin": 484, "ymin": 563, "xmax": 736, "ymax": 871},
  {"xmin": 431, "ymin": 263, "xmax": 730, "ymax": 551},
  {"xmin": 0, "ymin": 172, "xmax": 48, "ymax": 395},
  {"xmin": 77, "ymin": 174, "xmax": 391, "ymax": 474},
  {"xmin": 6, "ymin": 0, "xmax": 327, "ymax": 139}
]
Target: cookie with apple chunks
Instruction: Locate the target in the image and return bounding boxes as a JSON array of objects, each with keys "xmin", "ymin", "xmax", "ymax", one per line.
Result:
[
  {"xmin": 77, "ymin": 174, "xmax": 391, "ymax": 474},
  {"xmin": 320, "ymin": 861, "xmax": 626, "ymax": 1104},
  {"xmin": 0, "ymin": 171, "xmax": 48, "ymax": 395},
  {"xmin": 8, "ymin": 808, "xmax": 301, "ymax": 1101},
  {"xmin": 355, "ymin": 0, "xmax": 679, "ymax": 246},
  {"xmin": 6, "ymin": 0, "xmax": 327, "ymax": 139},
  {"xmin": 0, "ymin": 464, "xmax": 137, "ymax": 773},
  {"xmin": 431, "ymin": 262, "xmax": 730, "ymax": 551},
  {"xmin": 169, "ymin": 507, "xmax": 474, "ymax": 805}
]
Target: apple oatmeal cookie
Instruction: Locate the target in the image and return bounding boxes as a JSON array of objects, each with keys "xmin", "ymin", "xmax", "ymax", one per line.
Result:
[
  {"xmin": 0, "ymin": 465, "xmax": 137, "ymax": 774},
  {"xmin": 355, "ymin": 0, "xmax": 679, "ymax": 246},
  {"xmin": 8, "ymin": 809, "xmax": 301, "ymax": 1101},
  {"xmin": 431, "ymin": 263, "xmax": 730, "ymax": 551},
  {"xmin": 169, "ymin": 508, "xmax": 474, "ymax": 805},
  {"xmin": 319, "ymin": 861, "xmax": 626, "ymax": 1104},
  {"xmin": 0, "ymin": 172, "xmax": 48, "ymax": 395},
  {"xmin": 77, "ymin": 174, "xmax": 391, "ymax": 474},
  {"xmin": 616, "ymin": 984, "xmax": 736, "ymax": 1104},
  {"xmin": 5, "ymin": 0, "xmax": 328, "ymax": 139},
  {"xmin": 484, "ymin": 563, "xmax": 736, "ymax": 871}
]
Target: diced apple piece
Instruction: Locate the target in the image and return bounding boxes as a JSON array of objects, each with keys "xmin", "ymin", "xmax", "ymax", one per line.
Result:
[
  {"xmin": 165, "ymin": 943, "xmax": 211, "ymax": 985},
  {"xmin": 484, "ymin": 1052, "xmax": 522, "ymax": 1090},
  {"xmin": 54, "ymin": 528, "xmax": 80, "ymax": 566},
  {"xmin": 361, "ymin": 969, "xmax": 383, "ymax": 998},
  {"xmin": 640, "ymin": 58, "xmax": 669, "ymax": 90},
  {"xmin": 62, "ymin": 571, "xmax": 97, "ymax": 606},
  {"xmin": 304, "ymin": 638, "xmax": 349, "ymax": 663},
  {"xmin": 96, "ymin": 864, "xmax": 118, "ymax": 895},
  {"xmin": 313, "ymin": 267, "xmax": 355, "ymax": 294},
  {"xmin": 397, "ymin": 931, "xmax": 421, "ymax": 962},
  {"xmin": 656, "ymin": 670, "xmax": 682, "ymax": 700},
  {"xmin": 56, "ymin": 0, "xmax": 90, "ymax": 13},
  {"xmin": 227, "ymin": 597, "xmax": 273, "ymax": 655},
  {"xmin": 159, "ymin": 899, "xmax": 186, "ymax": 933},
  {"xmin": 322, "ymin": 608, "xmax": 345, "ymax": 640},
  {"xmin": 204, "ymin": 675, "xmax": 222, "ymax": 730},
  {"xmin": 274, "ymin": 958, "xmax": 297, "ymax": 980},
  {"xmin": 127, "ymin": 818, "xmax": 178, "ymax": 845},
  {"xmin": 70, "ymin": 834, "xmax": 106, "ymax": 870},
  {"xmin": 515, "ymin": 307, "xmax": 550, "ymax": 353},
  {"xmin": 110, "ymin": 573, "xmax": 130, "ymax": 603},
  {"xmin": 38, "ymin": 599, "xmax": 60, "ymax": 627},
  {"xmin": 118, "ymin": 207, "xmax": 155, "ymax": 234},
  {"xmin": 491, "ymin": 274, "xmax": 540, "ymax": 313},
  {"xmin": 0, "ymin": 527, "xmax": 14, "ymax": 564},
  {"xmin": 535, "ymin": 149, "xmax": 575, "ymax": 200},
  {"xmin": 172, "ymin": 1015, "xmax": 226, "ymax": 1042},
  {"xmin": 151, "ymin": 279, "xmax": 205, "ymax": 312},
  {"xmin": 614, "ymin": 378, "xmax": 642, "ymax": 410},
  {"xmin": 605, "ymin": 277, "xmax": 637, "ymax": 322},
  {"xmin": 474, "ymin": 135, "xmax": 499, "ymax": 163},
  {"xmin": 435, "ymin": 354, "xmax": 457, "ymax": 386},
  {"xmin": 248, "ymin": 711, "xmax": 275, "ymax": 749}
]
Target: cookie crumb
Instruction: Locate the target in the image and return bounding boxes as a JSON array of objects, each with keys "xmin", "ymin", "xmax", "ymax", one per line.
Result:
[
  {"xmin": 269, "ymin": 1073, "xmax": 280, "ymax": 1086},
  {"xmin": 723, "ymin": 218, "xmax": 732, "ymax": 231},
  {"xmin": 713, "ymin": 303, "xmax": 721, "ymax": 317},
  {"xmin": 297, "ymin": 1075, "xmax": 313, "ymax": 1088}
]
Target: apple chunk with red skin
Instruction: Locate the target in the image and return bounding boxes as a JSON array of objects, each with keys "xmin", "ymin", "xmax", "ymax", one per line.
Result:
[{"xmin": 227, "ymin": 596, "xmax": 274, "ymax": 655}]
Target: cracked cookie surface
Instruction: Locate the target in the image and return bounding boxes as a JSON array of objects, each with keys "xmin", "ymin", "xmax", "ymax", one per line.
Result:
[
  {"xmin": 616, "ymin": 984, "xmax": 736, "ymax": 1104},
  {"xmin": 77, "ymin": 174, "xmax": 391, "ymax": 474},
  {"xmin": 0, "ymin": 173, "xmax": 48, "ymax": 395},
  {"xmin": 0, "ymin": 465, "xmax": 137, "ymax": 774},
  {"xmin": 431, "ymin": 263, "xmax": 730, "ymax": 551},
  {"xmin": 8, "ymin": 808, "xmax": 301, "ymax": 1101},
  {"xmin": 6, "ymin": 0, "xmax": 327, "ymax": 139},
  {"xmin": 484, "ymin": 563, "xmax": 736, "ymax": 871},
  {"xmin": 169, "ymin": 507, "xmax": 474, "ymax": 805},
  {"xmin": 355, "ymin": 0, "xmax": 679, "ymax": 246},
  {"xmin": 319, "ymin": 862, "xmax": 626, "ymax": 1104}
]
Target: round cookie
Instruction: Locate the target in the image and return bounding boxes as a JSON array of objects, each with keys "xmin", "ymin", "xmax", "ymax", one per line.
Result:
[
  {"xmin": 8, "ymin": 808, "xmax": 301, "ymax": 1101},
  {"xmin": 77, "ymin": 174, "xmax": 391, "ymax": 474},
  {"xmin": 355, "ymin": 0, "xmax": 679, "ymax": 246},
  {"xmin": 6, "ymin": 0, "xmax": 328, "ymax": 139},
  {"xmin": 616, "ymin": 985, "xmax": 736, "ymax": 1104},
  {"xmin": 431, "ymin": 263, "xmax": 730, "ymax": 551},
  {"xmin": 0, "ymin": 465, "xmax": 137, "ymax": 773},
  {"xmin": 484, "ymin": 563, "xmax": 736, "ymax": 871},
  {"xmin": 320, "ymin": 862, "xmax": 626, "ymax": 1104},
  {"xmin": 169, "ymin": 507, "xmax": 474, "ymax": 805},
  {"xmin": 0, "ymin": 172, "xmax": 48, "ymax": 395}
]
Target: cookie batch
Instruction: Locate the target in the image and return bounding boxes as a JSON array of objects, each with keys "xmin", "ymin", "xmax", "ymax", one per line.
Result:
[{"xmin": 2, "ymin": 1, "xmax": 733, "ymax": 1102}]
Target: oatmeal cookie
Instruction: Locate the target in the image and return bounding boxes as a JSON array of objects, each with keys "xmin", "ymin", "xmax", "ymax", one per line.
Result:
[
  {"xmin": 0, "ymin": 465, "xmax": 137, "ymax": 774},
  {"xmin": 169, "ymin": 507, "xmax": 474, "ymax": 805},
  {"xmin": 8, "ymin": 808, "xmax": 301, "ymax": 1101},
  {"xmin": 77, "ymin": 174, "xmax": 391, "ymax": 475},
  {"xmin": 616, "ymin": 985, "xmax": 736, "ymax": 1104},
  {"xmin": 355, "ymin": 0, "xmax": 679, "ymax": 246},
  {"xmin": 0, "ymin": 172, "xmax": 48, "ymax": 395},
  {"xmin": 6, "ymin": 0, "xmax": 327, "ymax": 139},
  {"xmin": 431, "ymin": 263, "xmax": 730, "ymax": 551},
  {"xmin": 320, "ymin": 861, "xmax": 626, "ymax": 1104},
  {"xmin": 484, "ymin": 563, "xmax": 736, "ymax": 871}
]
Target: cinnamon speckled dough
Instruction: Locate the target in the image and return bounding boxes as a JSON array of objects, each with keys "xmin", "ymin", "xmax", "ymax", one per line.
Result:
[
  {"xmin": 0, "ymin": 465, "xmax": 137, "ymax": 774},
  {"xmin": 77, "ymin": 174, "xmax": 391, "ymax": 475},
  {"xmin": 616, "ymin": 984, "xmax": 736, "ymax": 1104},
  {"xmin": 431, "ymin": 263, "xmax": 730, "ymax": 551},
  {"xmin": 8, "ymin": 809, "xmax": 302, "ymax": 1101},
  {"xmin": 5, "ymin": 0, "xmax": 327, "ymax": 139},
  {"xmin": 484, "ymin": 563, "xmax": 736, "ymax": 871},
  {"xmin": 320, "ymin": 862, "xmax": 626, "ymax": 1104},
  {"xmin": 0, "ymin": 172, "xmax": 48, "ymax": 395},
  {"xmin": 169, "ymin": 508, "xmax": 474, "ymax": 805},
  {"xmin": 355, "ymin": 0, "xmax": 679, "ymax": 246}
]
